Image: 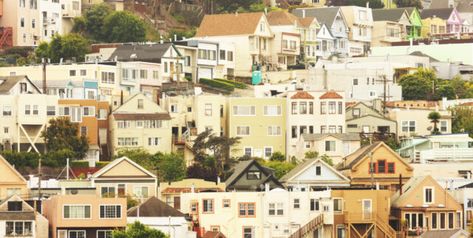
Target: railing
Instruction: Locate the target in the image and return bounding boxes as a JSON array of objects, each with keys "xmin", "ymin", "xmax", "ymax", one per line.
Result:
[
  {"xmin": 343, "ymin": 212, "xmax": 396, "ymax": 238},
  {"xmin": 418, "ymin": 148, "xmax": 473, "ymax": 163},
  {"xmin": 289, "ymin": 214, "xmax": 324, "ymax": 238}
]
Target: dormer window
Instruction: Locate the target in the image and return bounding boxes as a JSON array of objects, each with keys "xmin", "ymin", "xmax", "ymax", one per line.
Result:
[
  {"xmin": 7, "ymin": 201, "xmax": 22, "ymax": 211},
  {"xmin": 247, "ymin": 171, "xmax": 261, "ymax": 180},
  {"xmin": 137, "ymin": 99, "xmax": 144, "ymax": 109}
]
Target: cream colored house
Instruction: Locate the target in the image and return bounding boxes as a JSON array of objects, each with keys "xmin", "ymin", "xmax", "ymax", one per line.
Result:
[
  {"xmin": 296, "ymin": 133, "xmax": 361, "ymax": 164},
  {"xmin": 298, "ymin": 17, "xmax": 320, "ymax": 64},
  {"xmin": 110, "ymin": 93, "xmax": 172, "ymax": 154},
  {"xmin": 228, "ymin": 97, "xmax": 286, "ymax": 158},
  {"xmin": 0, "ymin": 155, "xmax": 28, "ymax": 199},
  {"xmin": 388, "ymin": 107, "xmax": 452, "ymax": 138},
  {"xmin": 340, "ymin": 6, "xmax": 373, "ymax": 57},
  {"xmin": 193, "ymin": 94, "xmax": 227, "ymax": 137},
  {"xmin": 372, "ymin": 9, "xmax": 410, "ymax": 47},
  {"xmin": 267, "ymin": 11, "xmax": 301, "ymax": 70}
]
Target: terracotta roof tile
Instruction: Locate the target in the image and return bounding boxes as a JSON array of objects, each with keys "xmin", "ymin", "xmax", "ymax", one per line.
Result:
[
  {"xmin": 195, "ymin": 12, "xmax": 264, "ymax": 37},
  {"xmin": 319, "ymin": 91, "xmax": 343, "ymax": 99},
  {"xmin": 291, "ymin": 91, "xmax": 314, "ymax": 99}
]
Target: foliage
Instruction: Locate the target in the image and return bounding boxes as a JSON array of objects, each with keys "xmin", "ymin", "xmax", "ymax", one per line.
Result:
[
  {"xmin": 71, "ymin": 160, "xmax": 89, "ymax": 168},
  {"xmin": 102, "ymin": 11, "xmax": 146, "ymax": 43},
  {"xmin": 3, "ymin": 47, "xmax": 34, "ymax": 58},
  {"xmin": 260, "ymin": 160, "xmax": 297, "ymax": 179},
  {"xmin": 35, "ymin": 34, "xmax": 89, "ymax": 63},
  {"xmin": 393, "ymin": 0, "xmax": 422, "ymax": 8},
  {"xmin": 200, "ymin": 78, "xmax": 235, "ymax": 92},
  {"xmin": 269, "ymin": 152, "xmax": 285, "ymax": 162},
  {"xmin": 127, "ymin": 196, "xmax": 139, "ymax": 209},
  {"xmin": 328, "ymin": 0, "xmax": 384, "ymax": 7},
  {"xmin": 79, "ymin": 4, "xmax": 113, "ymax": 41},
  {"xmin": 71, "ymin": 16, "xmax": 87, "ymax": 35},
  {"xmin": 115, "ymin": 148, "xmax": 155, "ymax": 170},
  {"xmin": 96, "ymin": 161, "xmax": 110, "ymax": 168},
  {"xmin": 112, "ymin": 221, "xmax": 168, "ymax": 238},
  {"xmin": 398, "ymin": 68, "xmax": 436, "ymax": 100},
  {"xmin": 385, "ymin": 137, "xmax": 400, "ymax": 150},
  {"xmin": 304, "ymin": 151, "xmax": 319, "ymax": 159},
  {"xmin": 428, "ymin": 111, "xmax": 441, "ymax": 135},
  {"xmin": 214, "ymin": 78, "xmax": 247, "ymax": 89},
  {"xmin": 187, "ymin": 157, "xmax": 219, "ymax": 182},
  {"xmin": 450, "ymin": 106, "xmax": 473, "ymax": 137},
  {"xmin": 320, "ymin": 154, "xmax": 334, "ymax": 166},
  {"xmin": 1, "ymin": 151, "xmax": 40, "ymax": 168},
  {"xmin": 166, "ymin": 28, "xmax": 196, "ymax": 41},
  {"xmin": 155, "ymin": 152, "xmax": 186, "ymax": 183},
  {"xmin": 215, "ymin": 0, "xmax": 256, "ymax": 13},
  {"xmin": 41, "ymin": 118, "xmax": 89, "ymax": 159}
]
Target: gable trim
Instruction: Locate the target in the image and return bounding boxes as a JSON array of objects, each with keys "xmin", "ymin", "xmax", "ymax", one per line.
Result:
[
  {"xmin": 351, "ymin": 143, "xmax": 413, "ymax": 171},
  {"xmin": 92, "ymin": 156, "xmax": 157, "ymax": 179},
  {"xmin": 287, "ymin": 158, "xmax": 350, "ymax": 183},
  {"xmin": 0, "ymin": 155, "xmax": 27, "ymax": 184}
]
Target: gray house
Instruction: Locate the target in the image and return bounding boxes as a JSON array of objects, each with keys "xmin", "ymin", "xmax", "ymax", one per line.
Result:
[
  {"xmin": 225, "ymin": 160, "xmax": 283, "ymax": 191},
  {"xmin": 346, "ymin": 102, "xmax": 397, "ymax": 135}
]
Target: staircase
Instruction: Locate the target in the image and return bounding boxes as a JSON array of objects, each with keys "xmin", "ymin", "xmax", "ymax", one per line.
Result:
[
  {"xmin": 375, "ymin": 214, "xmax": 396, "ymax": 238},
  {"xmin": 0, "ymin": 27, "xmax": 12, "ymax": 49},
  {"xmin": 289, "ymin": 214, "xmax": 324, "ymax": 238}
]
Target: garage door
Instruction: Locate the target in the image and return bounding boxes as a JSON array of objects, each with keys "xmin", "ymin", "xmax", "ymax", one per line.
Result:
[{"xmin": 198, "ymin": 67, "xmax": 213, "ymax": 80}]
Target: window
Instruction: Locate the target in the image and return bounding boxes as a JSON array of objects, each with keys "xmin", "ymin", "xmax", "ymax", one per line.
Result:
[
  {"xmin": 440, "ymin": 120, "xmax": 448, "ymax": 132},
  {"xmin": 440, "ymin": 213, "xmax": 446, "ymax": 229},
  {"xmin": 63, "ymin": 205, "xmax": 91, "ymax": 219},
  {"xmin": 148, "ymin": 137, "xmax": 160, "ymax": 146},
  {"xmin": 137, "ymin": 99, "xmax": 144, "ymax": 109},
  {"xmin": 97, "ymin": 230, "xmax": 113, "ymax": 238},
  {"xmin": 388, "ymin": 163, "xmax": 395, "ymax": 173},
  {"xmin": 170, "ymin": 104, "xmax": 178, "ymax": 113},
  {"xmin": 140, "ymin": 69, "xmax": 147, "ymax": 79},
  {"xmin": 47, "ymin": 106, "xmax": 55, "ymax": 116},
  {"xmin": 83, "ymin": 106, "xmax": 95, "ymax": 116},
  {"xmin": 325, "ymin": 141, "xmax": 336, "ymax": 152},
  {"xmin": 117, "ymin": 184, "xmax": 125, "ymax": 197},
  {"xmin": 353, "ymin": 78, "xmax": 358, "ymax": 85},
  {"xmin": 448, "ymin": 212, "xmax": 454, "ymax": 229},
  {"xmin": 338, "ymin": 102, "xmax": 343, "ymax": 114},
  {"xmin": 268, "ymin": 203, "xmax": 283, "ymax": 216},
  {"xmin": 291, "ymin": 126, "xmax": 297, "ymax": 138},
  {"xmin": 20, "ymin": 82, "xmax": 27, "ymax": 93},
  {"xmin": 236, "ymin": 126, "xmax": 250, "ymax": 136},
  {"xmin": 404, "ymin": 213, "xmax": 424, "ymax": 230},
  {"xmin": 310, "ymin": 199, "xmax": 320, "ymax": 211},
  {"xmin": 32, "ymin": 105, "xmax": 38, "ymax": 115},
  {"xmin": 432, "ymin": 212, "xmax": 438, "ymax": 229},
  {"xmin": 377, "ymin": 160, "xmax": 386, "ymax": 173},
  {"xmin": 205, "ymin": 103, "xmax": 212, "ymax": 116},
  {"xmin": 117, "ymin": 121, "xmax": 131, "ymax": 129},
  {"xmin": 3, "ymin": 106, "xmax": 11, "ymax": 116},
  {"xmin": 223, "ymin": 199, "xmax": 231, "ymax": 208},
  {"xmin": 25, "ymin": 105, "xmax": 31, "ymax": 115},
  {"xmin": 80, "ymin": 69, "xmax": 86, "ymax": 76},
  {"xmin": 334, "ymin": 198, "xmax": 343, "ymax": 212},
  {"xmin": 320, "ymin": 102, "xmax": 326, "ymax": 114},
  {"xmin": 69, "ymin": 230, "xmax": 86, "ymax": 238},
  {"xmin": 309, "ymin": 102, "xmax": 314, "ymax": 114},
  {"xmin": 80, "ymin": 126, "xmax": 87, "ymax": 136},
  {"xmin": 7, "ymin": 201, "xmax": 22, "ymax": 211},
  {"xmin": 247, "ymin": 171, "xmax": 261, "ymax": 180},
  {"xmin": 244, "ymin": 147, "xmax": 252, "ymax": 157},
  {"xmin": 337, "ymin": 225, "xmax": 345, "ymax": 238},
  {"xmin": 291, "ymin": 102, "xmax": 298, "ymax": 114},
  {"xmin": 299, "ymin": 102, "xmax": 307, "ymax": 114},
  {"xmin": 243, "ymin": 227, "xmax": 255, "ymax": 238},
  {"xmin": 203, "ymin": 199, "xmax": 214, "ymax": 213},
  {"xmin": 101, "ymin": 187, "xmax": 116, "ymax": 198},
  {"xmin": 264, "ymin": 105, "xmax": 281, "ymax": 116},
  {"xmin": 220, "ymin": 50, "xmax": 226, "ymax": 60},
  {"xmin": 5, "ymin": 221, "xmax": 32, "ymax": 236},
  {"xmin": 402, "ymin": 121, "xmax": 416, "ymax": 132},
  {"xmin": 267, "ymin": 126, "xmax": 281, "ymax": 136},
  {"xmin": 99, "ymin": 109, "xmax": 107, "ymax": 120},
  {"xmin": 101, "ymin": 72, "xmax": 115, "ymax": 84},
  {"xmin": 70, "ymin": 70, "xmax": 76, "ymax": 76},
  {"xmin": 4, "ymin": 127, "xmax": 9, "ymax": 134},
  {"xmin": 424, "ymin": 187, "xmax": 434, "ymax": 204},
  {"xmin": 328, "ymin": 101, "xmax": 336, "ymax": 114},
  {"xmin": 315, "ymin": 165, "xmax": 321, "ymax": 176},
  {"xmin": 100, "ymin": 205, "xmax": 121, "ymax": 218},
  {"xmin": 233, "ymin": 105, "xmax": 255, "ymax": 116},
  {"xmin": 117, "ymin": 137, "xmax": 139, "ymax": 146},
  {"xmin": 294, "ymin": 199, "xmax": 300, "ymax": 209},
  {"xmin": 20, "ymin": 18, "xmax": 25, "ymax": 27},
  {"xmin": 239, "ymin": 203, "xmax": 255, "ymax": 217},
  {"xmin": 264, "ymin": 147, "xmax": 273, "ymax": 158},
  {"xmin": 321, "ymin": 126, "xmax": 326, "ymax": 134}
]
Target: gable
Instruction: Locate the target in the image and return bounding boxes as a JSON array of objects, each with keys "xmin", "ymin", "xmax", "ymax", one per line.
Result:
[
  {"xmin": 448, "ymin": 9, "xmax": 462, "ymax": 24},
  {"xmin": 351, "ymin": 143, "xmax": 413, "ymax": 175},
  {"xmin": 99, "ymin": 160, "xmax": 153, "ymax": 178},
  {"xmin": 399, "ymin": 12, "xmax": 411, "ymax": 25},
  {"xmin": 113, "ymin": 94, "xmax": 166, "ymax": 114},
  {"xmin": 410, "ymin": 9, "xmax": 423, "ymax": 26},
  {"xmin": 0, "ymin": 156, "xmax": 26, "ymax": 185},
  {"xmin": 317, "ymin": 24, "xmax": 334, "ymax": 39},
  {"xmin": 254, "ymin": 16, "xmax": 273, "ymax": 37},
  {"xmin": 293, "ymin": 161, "xmax": 348, "ymax": 182}
]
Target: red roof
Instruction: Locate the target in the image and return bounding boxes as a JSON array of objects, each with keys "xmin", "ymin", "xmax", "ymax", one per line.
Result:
[
  {"xmin": 320, "ymin": 91, "xmax": 343, "ymax": 99},
  {"xmin": 161, "ymin": 187, "xmax": 224, "ymax": 194},
  {"xmin": 291, "ymin": 91, "xmax": 314, "ymax": 99},
  {"xmin": 203, "ymin": 231, "xmax": 226, "ymax": 238}
]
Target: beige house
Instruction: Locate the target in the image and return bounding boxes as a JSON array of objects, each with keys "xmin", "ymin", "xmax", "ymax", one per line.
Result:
[
  {"xmin": 372, "ymin": 9, "xmax": 411, "ymax": 47},
  {"xmin": 43, "ymin": 195, "xmax": 127, "ymax": 238},
  {"xmin": 388, "ymin": 107, "xmax": 452, "ymax": 138},
  {"xmin": 296, "ymin": 133, "xmax": 361, "ymax": 164},
  {"xmin": 346, "ymin": 102, "xmax": 397, "ymax": 135},
  {"xmin": 91, "ymin": 156, "xmax": 158, "ymax": 200},
  {"xmin": 0, "ymin": 155, "xmax": 28, "ymax": 199},
  {"xmin": 227, "ymin": 97, "xmax": 286, "ymax": 158},
  {"xmin": 110, "ymin": 93, "xmax": 172, "ymax": 154}
]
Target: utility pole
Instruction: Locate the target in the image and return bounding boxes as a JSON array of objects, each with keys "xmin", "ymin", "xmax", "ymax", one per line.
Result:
[{"xmin": 375, "ymin": 75, "xmax": 392, "ymax": 116}]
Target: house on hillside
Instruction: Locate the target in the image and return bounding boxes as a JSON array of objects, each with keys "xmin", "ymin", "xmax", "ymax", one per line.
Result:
[
  {"xmin": 0, "ymin": 155, "xmax": 28, "ymax": 199},
  {"xmin": 346, "ymin": 102, "xmax": 397, "ymax": 135},
  {"xmin": 296, "ymin": 133, "xmax": 361, "ymax": 164},
  {"xmin": 340, "ymin": 6, "xmax": 373, "ymax": 57},
  {"xmin": 372, "ymin": 8, "xmax": 411, "ymax": 46},
  {"xmin": 420, "ymin": 8, "xmax": 463, "ymax": 37},
  {"xmin": 298, "ymin": 17, "xmax": 320, "ymax": 64},
  {"xmin": 225, "ymin": 160, "xmax": 283, "ymax": 191}
]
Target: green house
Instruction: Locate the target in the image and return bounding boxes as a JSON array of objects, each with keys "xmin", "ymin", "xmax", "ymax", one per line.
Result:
[{"xmin": 402, "ymin": 7, "xmax": 423, "ymax": 39}]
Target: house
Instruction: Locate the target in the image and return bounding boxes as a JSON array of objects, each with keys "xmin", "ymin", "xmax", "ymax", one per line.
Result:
[
  {"xmin": 227, "ymin": 97, "xmax": 286, "ymax": 158},
  {"xmin": 194, "ymin": 12, "xmax": 273, "ymax": 77},
  {"xmin": 452, "ymin": 181, "xmax": 473, "ymax": 230},
  {"xmin": 114, "ymin": 61, "xmax": 162, "ymax": 97},
  {"xmin": 292, "ymin": 7, "xmax": 349, "ymax": 59},
  {"xmin": 90, "ymin": 156, "xmax": 158, "ymax": 200},
  {"xmin": 0, "ymin": 76, "xmax": 58, "ymax": 153},
  {"xmin": 398, "ymin": 133, "xmax": 473, "ymax": 163},
  {"xmin": 109, "ymin": 93, "xmax": 172, "ymax": 154},
  {"xmin": 420, "ymin": 8, "xmax": 463, "ymax": 37},
  {"xmin": 372, "ymin": 9, "xmax": 411, "ymax": 46},
  {"xmin": 286, "ymin": 90, "xmax": 346, "ymax": 157},
  {"xmin": 280, "ymin": 158, "xmax": 351, "ymax": 191},
  {"xmin": 127, "ymin": 197, "xmax": 196, "ymax": 238},
  {"xmin": 158, "ymin": 178, "xmax": 226, "ymax": 210},
  {"xmin": 390, "ymin": 176, "xmax": 464, "ymax": 237},
  {"xmin": 346, "ymin": 102, "xmax": 397, "ymax": 135},
  {"xmin": 337, "ymin": 142, "xmax": 414, "ymax": 191},
  {"xmin": 0, "ymin": 155, "xmax": 28, "ymax": 199},
  {"xmin": 266, "ymin": 11, "xmax": 301, "ymax": 70},
  {"xmin": 297, "ymin": 16, "xmax": 320, "ymax": 64},
  {"xmin": 0, "ymin": 195, "xmax": 48, "ymax": 238},
  {"xmin": 399, "ymin": 7, "xmax": 423, "ymax": 39},
  {"xmin": 331, "ymin": 189, "xmax": 395, "ymax": 238},
  {"xmin": 225, "ymin": 160, "xmax": 283, "ymax": 191},
  {"xmin": 34, "ymin": 79, "xmax": 100, "ymax": 100},
  {"xmin": 58, "ymin": 98, "xmax": 111, "ymax": 162},
  {"xmin": 43, "ymin": 194, "xmax": 127, "ymax": 238},
  {"xmin": 296, "ymin": 133, "xmax": 361, "ymax": 164},
  {"xmin": 180, "ymin": 188, "xmax": 333, "ymax": 238},
  {"xmin": 340, "ymin": 6, "xmax": 373, "ymax": 57}
]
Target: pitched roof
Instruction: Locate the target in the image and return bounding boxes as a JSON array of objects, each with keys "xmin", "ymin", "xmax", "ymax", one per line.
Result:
[
  {"xmin": 320, "ymin": 91, "xmax": 343, "ymax": 99},
  {"xmin": 336, "ymin": 142, "xmax": 383, "ymax": 170},
  {"xmin": 202, "ymin": 231, "xmax": 226, "ymax": 238},
  {"xmin": 195, "ymin": 12, "xmax": 264, "ymax": 37},
  {"xmin": 372, "ymin": 9, "xmax": 407, "ymax": 22},
  {"xmin": 298, "ymin": 17, "xmax": 317, "ymax": 27},
  {"xmin": 409, "ymin": 51, "xmax": 440, "ymax": 62},
  {"xmin": 92, "ymin": 156, "xmax": 157, "ymax": 179},
  {"xmin": 420, "ymin": 8, "xmax": 454, "ymax": 20},
  {"xmin": 0, "ymin": 155, "xmax": 27, "ymax": 184},
  {"xmin": 420, "ymin": 229, "xmax": 469, "ymax": 238},
  {"xmin": 302, "ymin": 133, "xmax": 360, "ymax": 142},
  {"xmin": 225, "ymin": 160, "xmax": 281, "ymax": 188},
  {"xmin": 292, "ymin": 7, "xmax": 341, "ymax": 27},
  {"xmin": 267, "ymin": 11, "xmax": 299, "ymax": 26},
  {"xmin": 429, "ymin": 0, "xmax": 451, "ymax": 9},
  {"xmin": 108, "ymin": 43, "xmax": 177, "ymax": 63},
  {"xmin": 127, "ymin": 197, "xmax": 184, "ymax": 217},
  {"xmin": 291, "ymin": 91, "xmax": 314, "ymax": 99},
  {"xmin": 0, "ymin": 76, "xmax": 40, "ymax": 94},
  {"xmin": 280, "ymin": 158, "xmax": 350, "ymax": 183}
]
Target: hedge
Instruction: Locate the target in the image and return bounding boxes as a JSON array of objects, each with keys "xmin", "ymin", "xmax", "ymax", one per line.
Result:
[
  {"xmin": 71, "ymin": 160, "xmax": 89, "ymax": 168},
  {"xmin": 96, "ymin": 161, "xmax": 110, "ymax": 168},
  {"xmin": 199, "ymin": 78, "xmax": 235, "ymax": 92},
  {"xmin": 214, "ymin": 78, "xmax": 247, "ymax": 89}
]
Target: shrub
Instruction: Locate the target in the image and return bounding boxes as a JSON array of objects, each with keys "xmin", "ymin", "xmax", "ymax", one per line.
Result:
[
  {"xmin": 214, "ymin": 78, "xmax": 247, "ymax": 89},
  {"xmin": 199, "ymin": 78, "xmax": 235, "ymax": 92},
  {"xmin": 96, "ymin": 161, "xmax": 110, "ymax": 168},
  {"xmin": 70, "ymin": 160, "xmax": 89, "ymax": 168}
]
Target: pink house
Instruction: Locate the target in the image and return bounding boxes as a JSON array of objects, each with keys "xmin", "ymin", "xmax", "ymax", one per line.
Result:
[{"xmin": 421, "ymin": 8, "xmax": 464, "ymax": 33}]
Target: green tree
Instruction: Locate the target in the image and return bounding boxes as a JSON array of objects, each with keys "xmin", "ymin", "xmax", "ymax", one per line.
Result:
[
  {"xmin": 304, "ymin": 151, "xmax": 319, "ymax": 159},
  {"xmin": 450, "ymin": 106, "xmax": 473, "ymax": 137},
  {"xmin": 399, "ymin": 68, "xmax": 437, "ymax": 100},
  {"xmin": 41, "ymin": 118, "xmax": 89, "ymax": 159},
  {"xmin": 261, "ymin": 160, "xmax": 297, "ymax": 179},
  {"xmin": 394, "ymin": 0, "xmax": 422, "ymax": 8},
  {"xmin": 320, "ymin": 154, "xmax": 334, "ymax": 166},
  {"xmin": 35, "ymin": 34, "xmax": 89, "ymax": 63},
  {"xmin": 103, "ymin": 11, "xmax": 146, "ymax": 43},
  {"xmin": 349, "ymin": 0, "xmax": 384, "ymax": 8},
  {"xmin": 269, "ymin": 152, "xmax": 285, "ymax": 161},
  {"xmin": 71, "ymin": 16, "xmax": 87, "ymax": 35},
  {"xmin": 115, "ymin": 148, "xmax": 155, "ymax": 170},
  {"xmin": 155, "ymin": 153, "xmax": 186, "ymax": 183},
  {"xmin": 81, "ymin": 4, "xmax": 112, "ymax": 41},
  {"xmin": 428, "ymin": 111, "xmax": 441, "ymax": 135},
  {"xmin": 113, "ymin": 221, "xmax": 168, "ymax": 238}
]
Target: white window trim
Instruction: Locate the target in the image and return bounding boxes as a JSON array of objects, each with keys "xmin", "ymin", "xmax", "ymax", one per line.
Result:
[
  {"xmin": 236, "ymin": 126, "xmax": 250, "ymax": 136},
  {"xmin": 97, "ymin": 230, "xmax": 113, "ymax": 238},
  {"xmin": 264, "ymin": 146, "xmax": 273, "ymax": 158},
  {"xmin": 423, "ymin": 186, "xmax": 435, "ymax": 204},
  {"xmin": 62, "ymin": 204, "xmax": 92, "ymax": 219},
  {"xmin": 263, "ymin": 105, "xmax": 282, "ymax": 116},
  {"xmin": 98, "ymin": 204, "xmax": 123, "ymax": 219}
]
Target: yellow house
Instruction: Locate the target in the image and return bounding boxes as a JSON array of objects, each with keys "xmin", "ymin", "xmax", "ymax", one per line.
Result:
[
  {"xmin": 337, "ymin": 142, "xmax": 413, "ymax": 192},
  {"xmin": 227, "ymin": 97, "xmax": 286, "ymax": 158},
  {"xmin": 421, "ymin": 17, "xmax": 447, "ymax": 38},
  {"xmin": 0, "ymin": 155, "xmax": 27, "ymax": 199}
]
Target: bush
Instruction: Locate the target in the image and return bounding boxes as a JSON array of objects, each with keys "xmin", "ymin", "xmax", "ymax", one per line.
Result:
[
  {"xmin": 270, "ymin": 152, "xmax": 285, "ymax": 162},
  {"xmin": 199, "ymin": 78, "xmax": 235, "ymax": 92},
  {"xmin": 70, "ymin": 160, "xmax": 89, "ymax": 168},
  {"xmin": 214, "ymin": 78, "xmax": 247, "ymax": 89},
  {"xmin": 96, "ymin": 161, "xmax": 110, "ymax": 168}
]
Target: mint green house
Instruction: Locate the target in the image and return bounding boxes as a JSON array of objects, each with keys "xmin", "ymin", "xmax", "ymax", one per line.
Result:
[{"xmin": 402, "ymin": 7, "xmax": 423, "ymax": 39}]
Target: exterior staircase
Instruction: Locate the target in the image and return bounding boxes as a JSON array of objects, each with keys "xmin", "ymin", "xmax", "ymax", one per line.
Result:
[
  {"xmin": 375, "ymin": 214, "xmax": 396, "ymax": 238},
  {"xmin": 0, "ymin": 27, "xmax": 12, "ymax": 49},
  {"xmin": 289, "ymin": 214, "xmax": 324, "ymax": 238}
]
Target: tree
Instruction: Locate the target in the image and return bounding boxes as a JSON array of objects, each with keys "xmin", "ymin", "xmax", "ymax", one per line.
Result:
[
  {"xmin": 102, "ymin": 11, "xmax": 146, "ymax": 43},
  {"xmin": 41, "ymin": 118, "xmax": 89, "ymax": 159},
  {"xmin": 393, "ymin": 0, "xmax": 422, "ymax": 8},
  {"xmin": 81, "ymin": 4, "xmax": 112, "ymax": 41},
  {"xmin": 113, "ymin": 221, "xmax": 168, "ymax": 238},
  {"xmin": 269, "ymin": 152, "xmax": 285, "ymax": 161},
  {"xmin": 320, "ymin": 154, "xmax": 334, "ymax": 166},
  {"xmin": 450, "ymin": 106, "xmax": 473, "ymax": 137},
  {"xmin": 349, "ymin": 0, "xmax": 384, "ymax": 8},
  {"xmin": 155, "ymin": 153, "xmax": 186, "ymax": 183},
  {"xmin": 428, "ymin": 111, "xmax": 441, "ymax": 135},
  {"xmin": 115, "ymin": 148, "xmax": 155, "ymax": 170},
  {"xmin": 398, "ymin": 69, "xmax": 438, "ymax": 100},
  {"xmin": 35, "ymin": 34, "xmax": 89, "ymax": 63},
  {"xmin": 261, "ymin": 160, "xmax": 297, "ymax": 179},
  {"xmin": 304, "ymin": 151, "xmax": 319, "ymax": 159}
]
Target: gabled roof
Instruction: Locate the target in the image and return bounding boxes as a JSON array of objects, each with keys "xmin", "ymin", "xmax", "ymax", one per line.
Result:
[
  {"xmin": 0, "ymin": 155, "xmax": 27, "ymax": 184},
  {"xmin": 291, "ymin": 91, "xmax": 314, "ymax": 99},
  {"xmin": 409, "ymin": 51, "xmax": 439, "ymax": 62},
  {"xmin": 280, "ymin": 158, "xmax": 350, "ymax": 183},
  {"xmin": 225, "ymin": 160, "xmax": 282, "ymax": 188},
  {"xmin": 0, "ymin": 75, "xmax": 41, "ymax": 94},
  {"xmin": 195, "ymin": 12, "xmax": 264, "ymax": 37},
  {"xmin": 127, "ymin": 197, "xmax": 184, "ymax": 217},
  {"xmin": 292, "ymin": 7, "xmax": 341, "ymax": 27},
  {"xmin": 203, "ymin": 231, "xmax": 226, "ymax": 238},
  {"xmin": 267, "ymin": 11, "xmax": 299, "ymax": 26},
  {"xmin": 302, "ymin": 133, "xmax": 360, "ymax": 142},
  {"xmin": 108, "ymin": 43, "xmax": 179, "ymax": 63},
  {"xmin": 420, "ymin": 229, "xmax": 469, "ymax": 238},
  {"xmin": 320, "ymin": 91, "xmax": 343, "ymax": 99},
  {"xmin": 372, "ymin": 9, "xmax": 408, "ymax": 22},
  {"xmin": 298, "ymin": 17, "xmax": 318, "ymax": 28},
  {"xmin": 92, "ymin": 156, "xmax": 156, "ymax": 179},
  {"xmin": 420, "ymin": 8, "xmax": 454, "ymax": 20}
]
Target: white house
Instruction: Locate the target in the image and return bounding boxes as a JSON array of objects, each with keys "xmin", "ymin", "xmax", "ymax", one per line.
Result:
[
  {"xmin": 340, "ymin": 6, "xmax": 373, "ymax": 57},
  {"xmin": 296, "ymin": 133, "xmax": 361, "ymax": 164}
]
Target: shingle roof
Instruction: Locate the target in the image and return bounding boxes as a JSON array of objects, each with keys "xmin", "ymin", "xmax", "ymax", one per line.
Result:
[
  {"xmin": 320, "ymin": 91, "xmax": 343, "ymax": 99},
  {"xmin": 291, "ymin": 91, "xmax": 314, "ymax": 99},
  {"xmin": 108, "ymin": 43, "xmax": 176, "ymax": 63},
  {"xmin": 127, "ymin": 197, "xmax": 184, "ymax": 217},
  {"xmin": 298, "ymin": 17, "xmax": 317, "ymax": 27},
  {"xmin": 372, "ymin": 9, "xmax": 407, "ymax": 22},
  {"xmin": 336, "ymin": 142, "xmax": 382, "ymax": 170},
  {"xmin": 420, "ymin": 229, "xmax": 469, "ymax": 238},
  {"xmin": 0, "ymin": 76, "xmax": 40, "ymax": 94},
  {"xmin": 420, "ymin": 8, "xmax": 454, "ymax": 20},
  {"xmin": 292, "ymin": 7, "xmax": 341, "ymax": 27},
  {"xmin": 225, "ymin": 160, "xmax": 277, "ymax": 188},
  {"xmin": 429, "ymin": 0, "xmax": 450, "ymax": 9},
  {"xmin": 267, "ymin": 11, "xmax": 299, "ymax": 26},
  {"xmin": 195, "ymin": 12, "xmax": 264, "ymax": 37},
  {"xmin": 302, "ymin": 133, "xmax": 360, "ymax": 142}
]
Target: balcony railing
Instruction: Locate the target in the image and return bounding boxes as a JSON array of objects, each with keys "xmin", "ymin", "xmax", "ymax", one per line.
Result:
[
  {"xmin": 289, "ymin": 214, "xmax": 324, "ymax": 238},
  {"xmin": 417, "ymin": 148, "xmax": 473, "ymax": 163}
]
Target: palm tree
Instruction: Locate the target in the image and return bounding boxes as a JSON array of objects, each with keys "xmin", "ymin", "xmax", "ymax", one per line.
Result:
[{"xmin": 428, "ymin": 111, "xmax": 441, "ymax": 135}]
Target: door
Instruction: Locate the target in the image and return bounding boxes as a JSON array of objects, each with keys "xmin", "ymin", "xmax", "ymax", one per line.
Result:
[
  {"xmin": 174, "ymin": 196, "xmax": 181, "ymax": 210},
  {"xmin": 362, "ymin": 199, "xmax": 372, "ymax": 220}
]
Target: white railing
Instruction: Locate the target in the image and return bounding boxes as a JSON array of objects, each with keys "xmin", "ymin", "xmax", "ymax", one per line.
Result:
[{"xmin": 419, "ymin": 148, "xmax": 473, "ymax": 163}]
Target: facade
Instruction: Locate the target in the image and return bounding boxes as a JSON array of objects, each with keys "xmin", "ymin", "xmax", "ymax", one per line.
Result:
[
  {"xmin": 224, "ymin": 160, "xmax": 283, "ymax": 191},
  {"xmin": 296, "ymin": 133, "xmax": 361, "ymax": 164},
  {"xmin": 43, "ymin": 195, "xmax": 127, "ymax": 238},
  {"xmin": 337, "ymin": 142, "xmax": 414, "ymax": 191},
  {"xmin": 298, "ymin": 17, "xmax": 320, "ymax": 64},
  {"xmin": 0, "ymin": 155, "xmax": 28, "ymax": 199},
  {"xmin": 346, "ymin": 102, "xmax": 397, "ymax": 135},
  {"xmin": 110, "ymin": 93, "xmax": 172, "ymax": 154},
  {"xmin": 420, "ymin": 8, "xmax": 463, "ymax": 37},
  {"xmin": 340, "ymin": 6, "xmax": 373, "ymax": 57},
  {"xmin": 372, "ymin": 9, "xmax": 411, "ymax": 46},
  {"xmin": 402, "ymin": 7, "xmax": 423, "ymax": 39},
  {"xmin": 228, "ymin": 97, "xmax": 286, "ymax": 158}
]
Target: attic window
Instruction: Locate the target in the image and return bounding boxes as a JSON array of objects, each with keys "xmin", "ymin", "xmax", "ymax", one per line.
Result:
[
  {"xmin": 7, "ymin": 201, "xmax": 22, "ymax": 211},
  {"xmin": 247, "ymin": 171, "xmax": 261, "ymax": 180}
]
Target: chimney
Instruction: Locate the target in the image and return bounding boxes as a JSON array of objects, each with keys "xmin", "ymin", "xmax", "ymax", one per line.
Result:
[
  {"xmin": 265, "ymin": 183, "xmax": 270, "ymax": 192},
  {"xmin": 366, "ymin": 1, "xmax": 369, "ymax": 8}
]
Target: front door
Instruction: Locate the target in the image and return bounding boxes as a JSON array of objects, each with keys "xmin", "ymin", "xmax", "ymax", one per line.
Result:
[
  {"xmin": 174, "ymin": 196, "xmax": 181, "ymax": 210},
  {"xmin": 362, "ymin": 199, "xmax": 372, "ymax": 220}
]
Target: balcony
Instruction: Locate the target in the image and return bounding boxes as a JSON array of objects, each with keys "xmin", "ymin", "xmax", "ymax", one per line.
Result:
[{"xmin": 417, "ymin": 148, "xmax": 473, "ymax": 163}]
